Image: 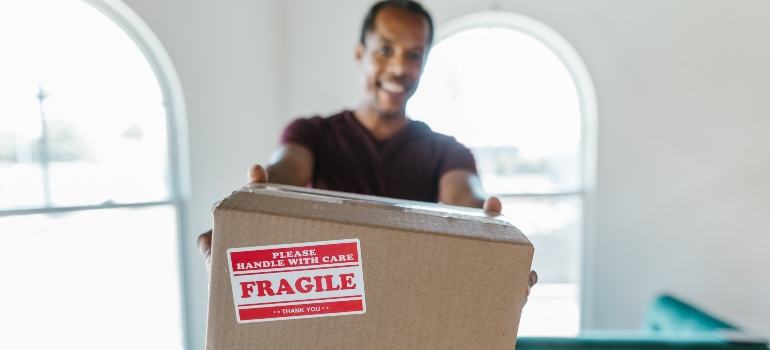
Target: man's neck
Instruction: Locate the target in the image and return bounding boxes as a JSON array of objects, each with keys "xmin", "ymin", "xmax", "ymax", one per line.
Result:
[{"xmin": 353, "ymin": 105, "xmax": 410, "ymax": 141}]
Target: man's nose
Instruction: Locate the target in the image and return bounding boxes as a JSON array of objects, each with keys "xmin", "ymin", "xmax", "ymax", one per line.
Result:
[{"xmin": 386, "ymin": 53, "xmax": 407, "ymax": 76}]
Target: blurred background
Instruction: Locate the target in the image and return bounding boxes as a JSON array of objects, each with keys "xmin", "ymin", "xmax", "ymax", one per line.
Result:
[{"xmin": 1, "ymin": 0, "xmax": 768, "ymax": 349}]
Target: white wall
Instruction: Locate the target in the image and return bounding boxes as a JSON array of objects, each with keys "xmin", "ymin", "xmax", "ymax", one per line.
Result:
[{"xmin": 123, "ymin": 0, "xmax": 770, "ymax": 348}]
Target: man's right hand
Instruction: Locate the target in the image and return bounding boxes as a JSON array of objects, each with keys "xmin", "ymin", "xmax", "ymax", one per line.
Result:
[{"xmin": 197, "ymin": 165, "xmax": 270, "ymax": 271}]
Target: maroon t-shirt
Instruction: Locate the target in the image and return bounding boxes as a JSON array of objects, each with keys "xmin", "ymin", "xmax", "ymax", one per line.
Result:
[{"xmin": 280, "ymin": 110, "xmax": 477, "ymax": 203}]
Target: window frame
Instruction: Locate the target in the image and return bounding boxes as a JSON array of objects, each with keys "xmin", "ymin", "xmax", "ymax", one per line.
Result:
[
  {"xmin": 0, "ymin": 0, "xmax": 191, "ymax": 347},
  {"xmin": 431, "ymin": 11, "xmax": 598, "ymax": 330}
]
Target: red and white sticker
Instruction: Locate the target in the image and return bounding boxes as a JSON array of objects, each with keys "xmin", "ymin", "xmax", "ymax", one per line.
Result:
[{"xmin": 227, "ymin": 239, "xmax": 366, "ymax": 323}]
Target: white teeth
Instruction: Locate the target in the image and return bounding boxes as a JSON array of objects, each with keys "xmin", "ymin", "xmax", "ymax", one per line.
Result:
[{"xmin": 380, "ymin": 81, "xmax": 405, "ymax": 93}]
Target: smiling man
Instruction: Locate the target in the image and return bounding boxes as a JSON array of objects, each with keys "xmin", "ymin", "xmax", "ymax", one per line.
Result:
[
  {"xmin": 266, "ymin": 1, "xmax": 488, "ymax": 206},
  {"xmin": 198, "ymin": 0, "xmax": 537, "ymax": 294}
]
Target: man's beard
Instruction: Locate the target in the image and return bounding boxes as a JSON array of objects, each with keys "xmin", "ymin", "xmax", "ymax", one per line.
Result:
[
  {"xmin": 372, "ymin": 100, "xmax": 407, "ymax": 121},
  {"xmin": 376, "ymin": 109, "xmax": 402, "ymax": 120}
]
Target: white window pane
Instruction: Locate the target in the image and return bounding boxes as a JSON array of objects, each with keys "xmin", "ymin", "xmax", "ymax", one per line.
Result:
[
  {"xmin": 519, "ymin": 283, "xmax": 580, "ymax": 337},
  {"xmin": 0, "ymin": 18, "xmax": 44, "ymax": 209},
  {"xmin": 0, "ymin": 205, "xmax": 183, "ymax": 349},
  {"xmin": 0, "ymin": 163, "xmax": 45, "ymax": 209},
  {"xmin": 473, "ymin": 147, "xmax": 581, "ymax": 195},
  {"xmin": 500, "ymin": 195, "xmax": 582, "ymax": 284},
  {"xmin": 0, "ymin": 0, "xmax": 170, "ymax": 208},
  {"xmin": 407, "ymin": 27, "xmax": 582, "ymax": 193}
]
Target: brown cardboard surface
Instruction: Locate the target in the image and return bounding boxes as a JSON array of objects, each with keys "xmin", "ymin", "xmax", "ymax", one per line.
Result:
[{"xmin": 207, "ymin": 184, "xmax": 534, "ymax": 349}]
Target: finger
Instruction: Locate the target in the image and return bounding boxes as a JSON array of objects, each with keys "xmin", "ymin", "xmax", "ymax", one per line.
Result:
[
  {"xmin": 197, "ymin": 230, "xmax": 213, "ymax": 258},
  {"xmin": 525, "ymin": 270, "xmax": 538, "ymax": 299},
  {"xmin": 247, "ymin": 164, "xmax": 269, "ymax": 183},
  {"xmin": 483, "ymin": 196, "xmax": 502, "ymax": 213},
  {"xmin": 529, "ymin": 270, "xmax": 538, "ymax": 287}
]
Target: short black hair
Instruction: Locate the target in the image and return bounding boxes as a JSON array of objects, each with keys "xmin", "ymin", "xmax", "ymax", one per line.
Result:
[{"xmin": 359, "ymin": 0, "xmax": 434, "ymax": 48}]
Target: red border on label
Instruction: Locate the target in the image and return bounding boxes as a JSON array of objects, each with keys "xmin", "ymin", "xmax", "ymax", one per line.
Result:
[
  {"xmin": 238, "ymin": 299, "xmax": 364, "ymax": 321},
  {"xmin": 228, "ymin": 239, "xmax": 366, "ymax": 323}
]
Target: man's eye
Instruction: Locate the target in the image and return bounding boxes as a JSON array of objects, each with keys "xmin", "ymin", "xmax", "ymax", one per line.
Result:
[
  {"xmin": 410, "ymin": 53, "xmax": 424, "ymax": 61},
  {"xmin": 378, "ymin": 47, "xmax": 392, "ymax": 55}
]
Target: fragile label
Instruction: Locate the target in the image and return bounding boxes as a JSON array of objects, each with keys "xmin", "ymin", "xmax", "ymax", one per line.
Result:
[{"xmin": 227, "ymin": 239, "xmax": 366, "ymax": 323}]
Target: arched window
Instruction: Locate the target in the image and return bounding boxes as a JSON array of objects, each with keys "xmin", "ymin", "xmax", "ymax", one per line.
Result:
[
  {"xmin": 407, "ymin": 12, "xmax": 597, "ymax": 336},
  {"xmin": 0, "ymin": 0, "xmax": 187, "ymax": 348}
]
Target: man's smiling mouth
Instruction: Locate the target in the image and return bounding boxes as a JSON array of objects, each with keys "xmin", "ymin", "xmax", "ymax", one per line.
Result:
[{"xmin": 379, "ymin": 80, "xmax": 406, "ymax": 94}]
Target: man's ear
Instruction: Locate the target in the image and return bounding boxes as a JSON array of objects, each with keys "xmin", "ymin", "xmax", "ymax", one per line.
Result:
[{"xmin": 355, "ymin": 43, "xmax": 364, "ymax": 66}]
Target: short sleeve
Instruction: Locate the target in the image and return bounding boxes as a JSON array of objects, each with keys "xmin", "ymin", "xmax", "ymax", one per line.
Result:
[
  {"xmin": 280, "ymin": 117, "xmax": 320, "ymax": 151},
  {"xmin": 439, "ymin": 137, "xmax": 477, "ymax": 176}
]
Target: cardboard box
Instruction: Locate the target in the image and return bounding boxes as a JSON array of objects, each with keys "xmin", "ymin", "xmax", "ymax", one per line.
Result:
[{"xmin": 207, "ymin": 184, "xmax": 534, "ymax": 349}]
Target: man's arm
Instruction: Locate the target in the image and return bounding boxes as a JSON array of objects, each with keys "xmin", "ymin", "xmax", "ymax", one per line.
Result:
[
  {"xmin": 438, "ymin": 169, "xmax": 501, "ymax": 212},
  {"xmin": 197, "ymin": 143, "xmax": 315, "ymax": 270},
  {"xmin": 262, "ymin": 143, "xmax": 314, "ymax": 185}
]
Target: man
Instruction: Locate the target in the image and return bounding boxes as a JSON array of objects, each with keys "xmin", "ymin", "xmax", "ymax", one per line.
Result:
[{"xmin": 198, "ymin": 0, "xmax": 537, "ymax": 296}]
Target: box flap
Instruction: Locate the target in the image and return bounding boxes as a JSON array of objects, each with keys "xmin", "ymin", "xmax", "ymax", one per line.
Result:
[{"xmin": 214, "ymin": 183, "xmax": 531, "ymax": 246}]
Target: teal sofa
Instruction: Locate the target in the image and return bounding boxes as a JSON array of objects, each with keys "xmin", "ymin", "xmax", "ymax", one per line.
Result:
[{"xmin": 516, "ymin": 295, "xmax": 768, "ymax": 350}]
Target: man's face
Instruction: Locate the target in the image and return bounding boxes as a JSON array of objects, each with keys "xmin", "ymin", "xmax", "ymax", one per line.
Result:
[{"xmin": 356, "ymin": 7, "xmax": 430, "ymax": 119}]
